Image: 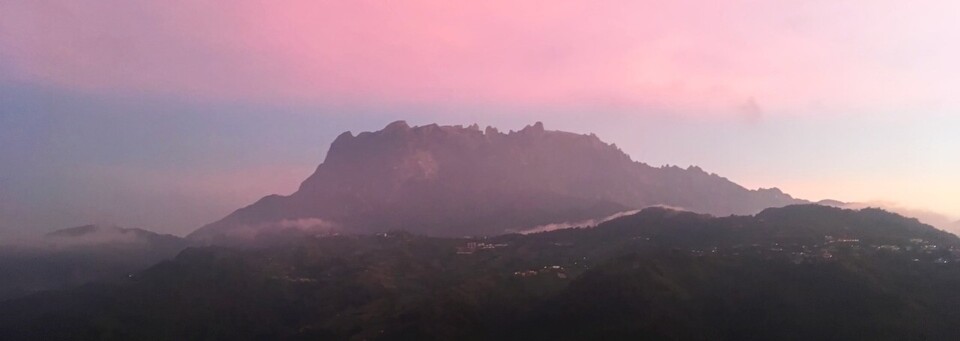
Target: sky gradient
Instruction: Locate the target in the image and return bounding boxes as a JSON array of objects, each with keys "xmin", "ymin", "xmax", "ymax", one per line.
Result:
[{"xmin": 1, "ymin": 1, "xmax": 959, "ymax": 236}]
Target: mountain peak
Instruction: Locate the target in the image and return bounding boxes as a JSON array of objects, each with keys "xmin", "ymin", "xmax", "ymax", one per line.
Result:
[
  {"xmin": 190, "ymin": 121, "xmax": 806, "ymax": 242},
  {"xmin": 520, "ymin": 121, "xmax": 545, "ymax": 133},
  {"xmin": 383, "ymin": 120, "xmax": 411, "ymax": 132}
]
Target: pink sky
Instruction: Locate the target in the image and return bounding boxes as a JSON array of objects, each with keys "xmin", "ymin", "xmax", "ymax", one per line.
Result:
[
  {"xmin": 1, "ymin": 1, "xmax": 959, "ymax": 234},
  {"xmin": 3, "ymin": 1, "xmax": 959, "ymax": 112}
]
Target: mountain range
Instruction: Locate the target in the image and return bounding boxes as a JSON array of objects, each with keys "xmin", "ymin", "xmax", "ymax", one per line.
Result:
[
  {"xmin": 3, "ymin": 121, "xmax": 960, "ymax": 339},
  {"xmin": 190, "ymin": 121, "xmax": 805, "ymax": 243}
]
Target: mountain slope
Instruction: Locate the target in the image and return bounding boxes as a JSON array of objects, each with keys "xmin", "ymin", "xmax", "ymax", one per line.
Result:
[
  {"xmin": 190, "ymin": 121, "xmax": 804, "ymax": 242},
  {"xmin": 817, "ymin": 199, "xmax": 960, "ymax": 235},
  {"xmin": 4, "ymin": 205, "xmax": 960, "ymax": 340},
  {"xmin": 0, "ymin": 225, "xmax": 188, "ymax": 301}
]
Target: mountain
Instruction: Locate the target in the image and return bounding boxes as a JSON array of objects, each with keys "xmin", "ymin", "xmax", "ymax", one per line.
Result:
[
  {"xmin": 190, "ymin": 121, "xmax": 804, "ymax": 242},
  {"xmin": 43, "ymin": 224, "xmax": 185, "ymax": 248},
  {"xmin": 817, "ymin": 199, "xmax": 960, "ymax": 235},
  {"xmin": 4, "ymin": 205, "xmax": 960, "ymax": 340},
  {"xmin": 0, "ymin": 225, "xmax": 188, "ymax": 301}
]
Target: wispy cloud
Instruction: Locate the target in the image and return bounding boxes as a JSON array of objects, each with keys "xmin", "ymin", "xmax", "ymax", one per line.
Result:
[{"xmin": 517, "ymin": 209, "xmax": 644, "ymax": 234}]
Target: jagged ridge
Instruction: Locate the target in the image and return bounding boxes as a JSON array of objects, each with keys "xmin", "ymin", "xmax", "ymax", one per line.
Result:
[{"xmin": 189, "ymin": 121, "xmax": 805, "ymax": 241}]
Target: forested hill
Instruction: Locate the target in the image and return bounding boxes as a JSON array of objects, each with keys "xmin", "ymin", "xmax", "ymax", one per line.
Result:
[{"xmin": 2, "ymin": 205, "xmax": 959, "ymax": 340}]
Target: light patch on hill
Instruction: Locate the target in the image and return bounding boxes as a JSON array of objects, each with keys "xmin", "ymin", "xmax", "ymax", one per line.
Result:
[
  {"xmin": 518, "ymin": 209, "xmax": 644, "ymax": 234},
  {"xmin": 44, "ymin": 226, "xmax": 153, "ymax": 247},
  {"xmin": 224, "ymin": 218, "xmax": 341, "ymax": 240}
]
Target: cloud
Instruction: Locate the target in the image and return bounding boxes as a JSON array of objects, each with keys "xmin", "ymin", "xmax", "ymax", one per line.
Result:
[
  {"xmin": 3, "ymin": 1, "xmax": 959, "ymax": 113},
  {"xmin": 44, "ymin": 226, "xmax": 147, "ymax": 247},
  {"xmin": 518, "ymin": 209, "xmax": 643, "ymax": 234},
  {"xmin": 225, "ymin": 218, "xmax": 340, "ymax": 240}
]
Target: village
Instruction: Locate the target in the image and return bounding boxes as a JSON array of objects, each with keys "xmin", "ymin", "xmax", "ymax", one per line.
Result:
[
  {"xmin": 452, "ymin": 233, "xmax": 960, "ymax": 281},
  {"xmin": 679, "ymin": 235, "xmax": 960, "ymax": 265}
]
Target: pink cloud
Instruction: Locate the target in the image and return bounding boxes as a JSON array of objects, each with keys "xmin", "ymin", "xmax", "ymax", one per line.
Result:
[{"xmin": 2, "ymin": 1, "xmax": 958, "ymax": 113}]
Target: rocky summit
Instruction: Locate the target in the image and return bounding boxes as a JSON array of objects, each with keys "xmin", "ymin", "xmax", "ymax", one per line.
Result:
[{"xmin": 189, "ymin": 121, "xmax": 804, "ymax": 242}]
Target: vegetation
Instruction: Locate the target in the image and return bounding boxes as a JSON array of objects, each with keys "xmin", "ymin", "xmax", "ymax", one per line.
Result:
[
  {"xmin": 0, "ymin": 225, "xmax": 187, "ymax": 301},
  {"xmin": 2, "ymin": 205, "xmax": 959, "ymax": 340}
]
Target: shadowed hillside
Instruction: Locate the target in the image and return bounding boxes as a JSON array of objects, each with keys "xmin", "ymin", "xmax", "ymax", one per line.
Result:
[
  {"xmin": 0, "ymin": 225, "xmax": 188, "ymax": 301},
  {"xmin": 5, "ymin": 205, "xmax": 959, "ymax": 340}
]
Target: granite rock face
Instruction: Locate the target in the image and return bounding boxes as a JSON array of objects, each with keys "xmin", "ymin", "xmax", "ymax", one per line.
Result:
[{"xmin": 189, "ymin": 121, "xmax": 804, "ymax": 241}]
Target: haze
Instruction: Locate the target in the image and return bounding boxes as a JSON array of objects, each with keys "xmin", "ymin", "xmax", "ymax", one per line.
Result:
[{"xmin": 1, "ymin": 1, "xmax": 958, "ymax": 237}]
